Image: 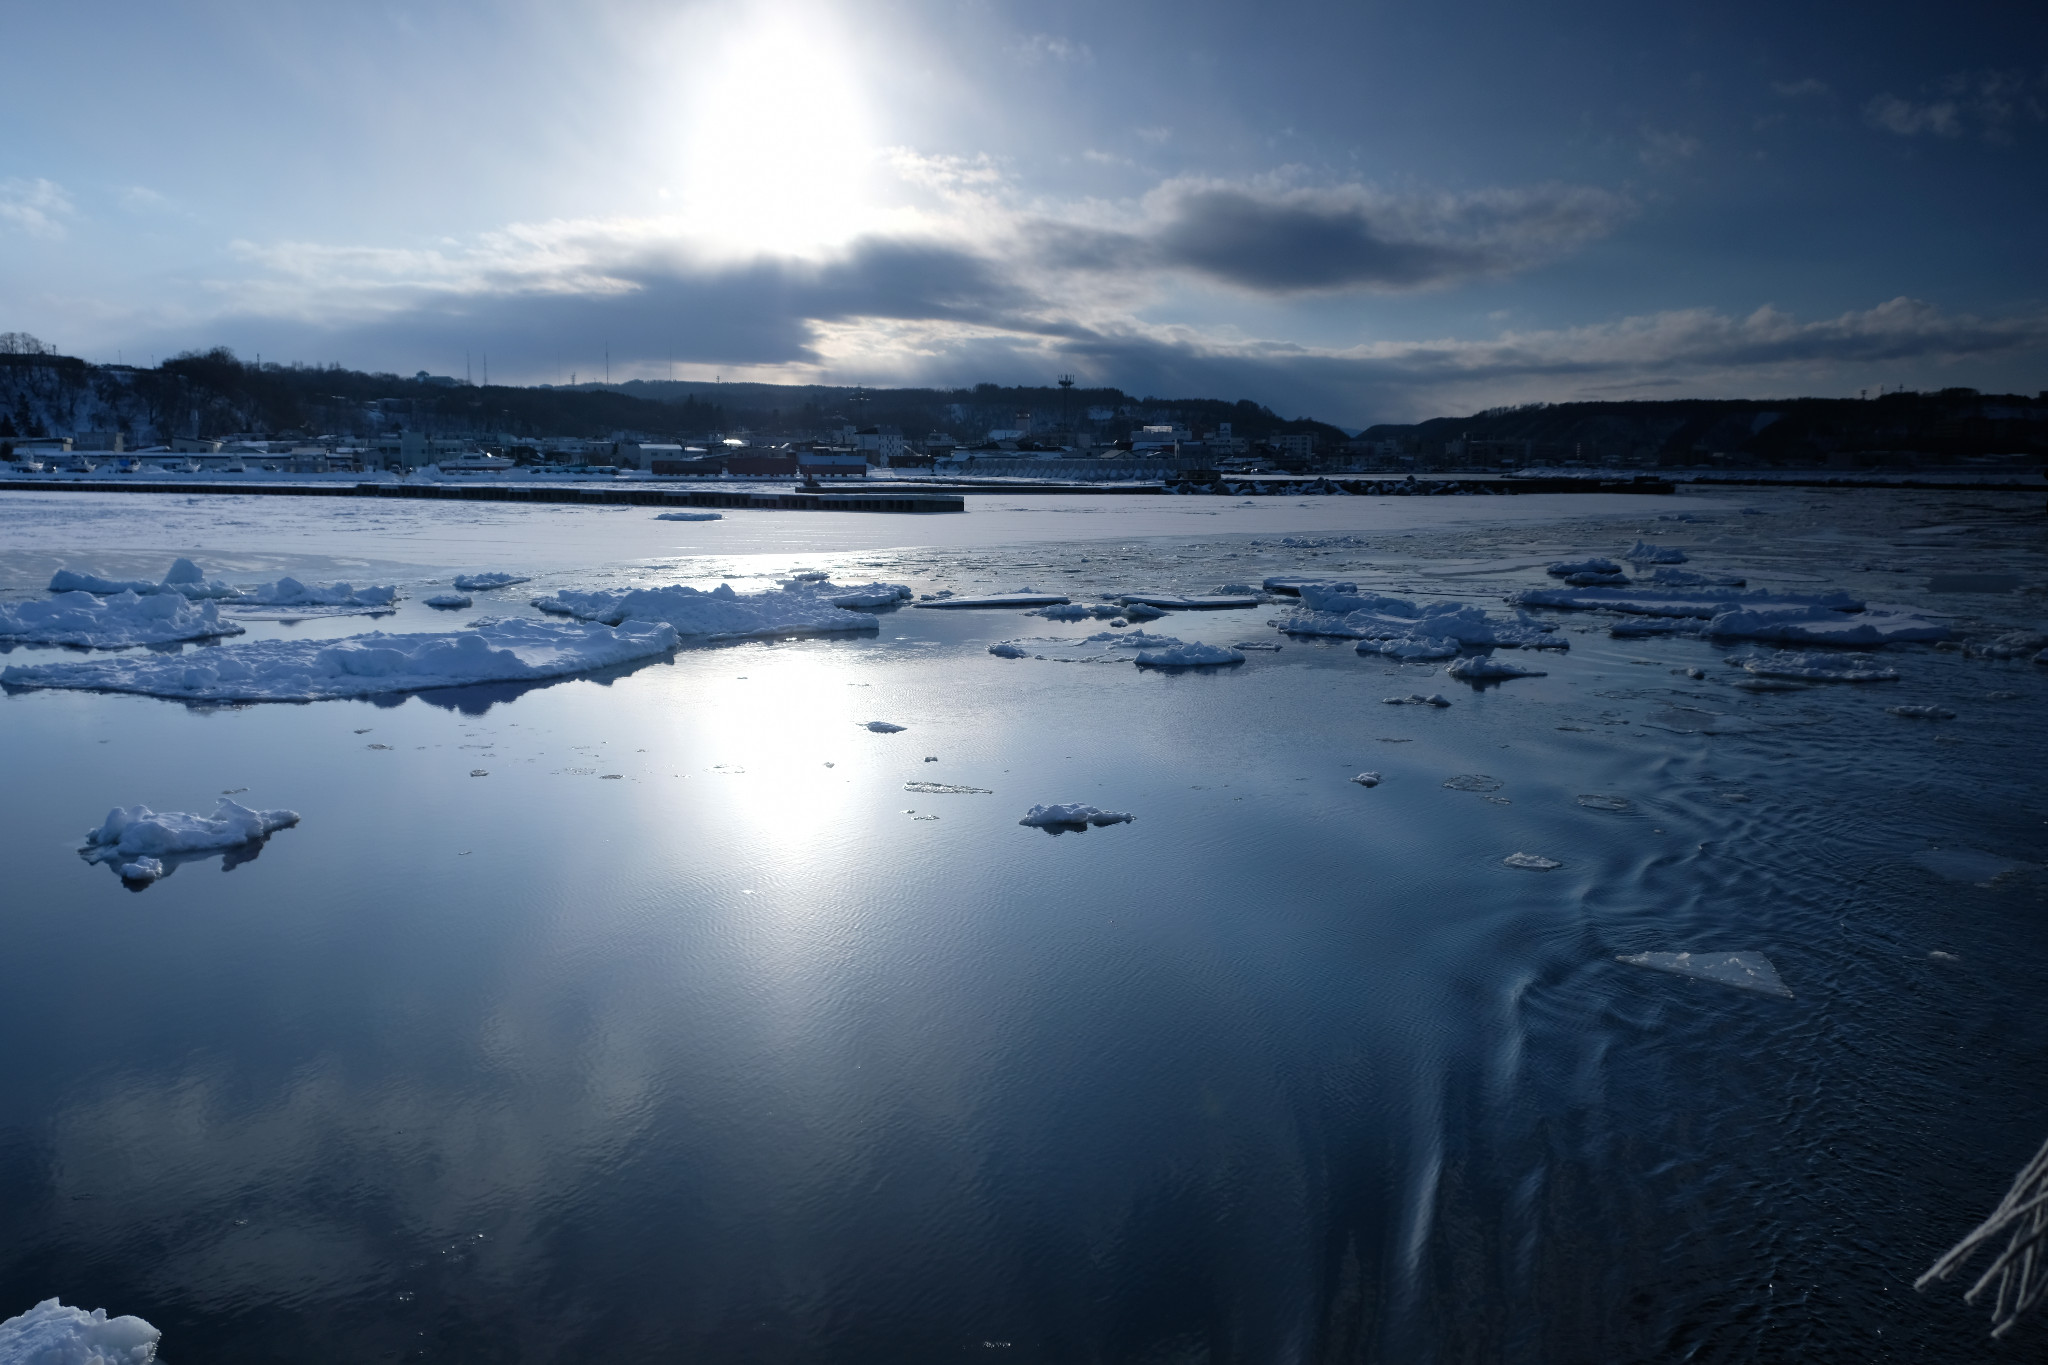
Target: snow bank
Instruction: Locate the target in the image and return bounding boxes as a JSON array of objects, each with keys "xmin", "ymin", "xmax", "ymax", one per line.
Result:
[
  {"xmin": 452, "ymin": 572, "xmax": 530, "ymax": 591},
  {"xmin": 1616, "ymin": 950, "xmax": 1793, "ymax": 999},
  {"xmin": 49, "ymin": 557, "xmax": 238, "ymax": 599},
  {"xmin": 1134, "ymin": 641, "xmax": 1245, "ymax": 667},
  {"xmin": 2, "ymin": 618, "xmax": 679, "ymax": 702},
  {"xmin": 424, "ymin": 593, "xmax": 473, "ymax": 609},
  {"xmin": 1446, "ymin": 654, "xmax": 1546, "ymax": 681},
  {"xmin": 0, "ymin": 1298, "xmax": 161, "ymax": 1364},
  {"xmin": 0, "ymin": 590, "xmax": 243, "ymax": 647},
  {"xmin": 1510, "ymin": 584, "xmax": 1861, "ymax": 618},
  {"xmin": 1283, "ymin": 585, "xmax": 1563, "ymax": 649},
  {"xmin": 1625, "ymin": 540, "xmax": 1688, "ymax": 564},
  {"xmin": 239, "ymin": 577, "xmax": 400, "ymax": 608},
  {"xmin": 1019, "ymin": 803, "xmax": 1134, "ymax": 828},
  {"xmin": 84, "ymin": 799, "xmax": 299, "ymax": 881},
  {"xmin": 654, "ymin": 511, "xmax": 723, "ymax": 521},
  {"xmin": 1707, "ymin": 604, "xmax": 1950, "ymax": 645},
  {"xmin": 535, "ymin": 579, "xmax": 903, "ymax": 638},
  {"xmin": 1736, "ymin": 651, "xmax": 1898, "ymax": 682}
]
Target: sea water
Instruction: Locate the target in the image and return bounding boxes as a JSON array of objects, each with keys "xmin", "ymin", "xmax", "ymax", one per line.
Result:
[{"xmin": 1, "ymin": 486, "xmax": 2044, "ymax": 1361}]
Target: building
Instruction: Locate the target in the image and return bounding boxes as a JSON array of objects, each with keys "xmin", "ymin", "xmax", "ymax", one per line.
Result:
[
  {"xmin": 1274, "ymin": 433, "xmax": 1318, "ymax": 461},
  {"xmin": 73, "ymin": 430, "xmax": 125, "ymax": 452},
  {"xmin": 1131, "ymin": 424, "xmax": 1192, "ymax": 452},
  {"xmin": 797, "ymin": 452, "xmax": 868, "ymax": 479},
  {"xmin": 650, "ymin": 448, "xmax": 722, "ymax": 476},
  {"xmin": 847, "ymin": 427, "xmax": 905, "ymax": 464},
  {"xmin": 725, "ymin": 453, "xmax": 800, "ymax": 478}
]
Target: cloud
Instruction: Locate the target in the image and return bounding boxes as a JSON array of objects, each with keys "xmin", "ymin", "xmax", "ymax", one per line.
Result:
[
  {"xmin": 0, "ymin": 177, "xmax": 74, "ymax": 239},
  {"xmin": 1866, "ymin": 70, "xmax": 2048, "ymax": 141},
  {"xmin": 1015, "ymin": 33, "xmax": 1091, "ymax": 65},
  {"xmin": 1638, "ymin": 126, "xmax": 1702, "ymax": 167}
]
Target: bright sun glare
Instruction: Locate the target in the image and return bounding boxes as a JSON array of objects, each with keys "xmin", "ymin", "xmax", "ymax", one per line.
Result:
[{"xmin": 675, "ymin": 6, "xmax": 881, "ymax": 258}]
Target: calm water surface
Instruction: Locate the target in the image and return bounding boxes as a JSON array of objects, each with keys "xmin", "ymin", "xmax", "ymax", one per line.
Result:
[{"xmin": 2, "ymin": 491, "xmax": 2045, "ymax": 1362}]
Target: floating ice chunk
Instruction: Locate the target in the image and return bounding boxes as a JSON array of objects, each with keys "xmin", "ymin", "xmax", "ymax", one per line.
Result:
[
  {"xmin": 1443, "ymin": 774, "xmax": 1503, "ymax": 792},
  {"xmin": 535, "ymin": 580, "xmax": 901, "ymax": 638},
  {"xmin": 1358, "ymin": 636, "xmax": 1460, "ymax": 660},
  {"xmin": 864, "ymin": 721, "xmax": 906, "ymax": 732},
  {"xmin": 1261, "ymin": 578, "xmax": 1357, "ymax": 596},
  {"xmin": 1033, "ymin": 602, "xmax": 1125, "ymax": 621},
  {"xmin": 1510, "ymin": 585, "xmax": 1860, "ymax": 618},
  {"xmin": 1216, "ymin": 583, "xmax": 1258, "ymax": 594},
  {"xmin": 1285, "ymin": 587, "xmax": 1562, "ymax": 649},
  {"xmin": 988, "ymin": 631, "xmax": 1189, "ymax": 663},
  {"xmin": 1649, "ymin": 567, "xmax": 1746, "ymax": 587},
  {"xmin": 1446, "ymin": 654, "xmax": 1547, "ymax": 681},
  {"xmin": 1708, "ymin": 605, "xmax": 1950, "ymax": 645},
  {"xmin": 1616, "ymin": 950, "xmax": 1794, "ymax": 999},
  {"xmin": 1135, "ymin": 641, "xmax": 1246, "ymax": 667},
  {"xmin": 424, "ymin": 593, "xmax": 473, "ymax": 609},
  {"xmin": 1625, "ymin": 540, "xmax": 1688, "ymax": 564},
  {"xmin": 1912, "ymin": 847, "xmax": 2033, "ymax": 885},
  {"xmin": 1577, "ymin": 794, "xmax": 1631, "ymax": 811},
  {"xmin": 0, "ymin": 590, "xmax": 243, "ymax": 648},
  {"xmin": 1115, "ymin": 593, "xmax": 1260, "ymax": 610},
  {"xmin": 0, "ymin": 1298, "xmax": 161, "ymax": 1364},
  {"xmin": 1886, "ymin": 704, "xmax": 1955, "ymax": 720},
  {"xmin": 1351, "ymin": 772, "xmax": 1381, "ymax": 787},
  {"xmin": 1120, "ymin": 601, "xmax": 1166, "ymax": 622},
  {"xmin": 904, "ymin": 781, "xmax": 992, "ymax": 794},
  {"xmin": 3, "ymin": 618, "xmax": 680, "ymax": 702},
  {"xmin": 240, "ymin": 577, "xmax": 400, "ymax": 608},
  {"xmin": 1503, "ymin": 852, "xmax": 1561, "ymax": 870},
  {"xmin": 911, "ymin": 594, "xmax": 1071, "ymax": 609},
  {"xmin": 1966, "ymin": 630, "xmax": 2046, "ymax": 659},
  {"xmin": 1383, "ymin": 693, "xmax": 1451, "ymax": 706},
  {"xmin": 1608, "ymin": 618, "xmax": 1701, "ymax": 638},
  {"xmin": 653, "ymin": 511, "xmax": 723, "ymax": 521},
  {"xmin": 84, "ymin": 799, "xmax": 298, "ymax": 883},
  {"xmin": 452, "ymin": 572, "xmax": 531, "ymax": 591},
  {"xmin": 49, "ymin": 558, "xmax": 239, "ymax": 599},
  {"xmin": 1548, "ymin": 557, "xmax": 1623, "ymax": 578},
  {"xmin": 1233, "ymin": 641, "xmax": 1283, "ymax": 651},
  {"xmin": 1736, "ymin": 651, "xmax": 1898, "ymax": 682},
  {"xmin": 1019, "ymin": 803, "xmax": 1133, "ymax": 828}
]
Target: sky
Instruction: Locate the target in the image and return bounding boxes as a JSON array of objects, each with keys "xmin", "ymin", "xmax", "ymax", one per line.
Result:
[{"xmin": 3, "ymin": 0, "xmax": 2045, "ymax": 424}]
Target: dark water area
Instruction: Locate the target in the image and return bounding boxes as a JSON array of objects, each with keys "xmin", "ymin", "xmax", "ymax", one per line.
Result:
[{"xmin": 3, "ymin": 504, "xmax": 2047, "ymax": 1362}]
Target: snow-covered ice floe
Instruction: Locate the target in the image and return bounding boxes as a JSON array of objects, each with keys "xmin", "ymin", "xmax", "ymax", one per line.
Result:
[
  {"xmin": 1546, "ymin": 557, "xmax": 1630, "ymax": 587},
  {"xmin": 864, "ymin": 721, "xmax": 907, "ymax": 733},
  {"xmin": 1262, "ymin": 578, "xmax": 1356, "ymax": 596},
  {"xmin": 0, "ymin": 1298, "xmax": 161, "ymax": 1364},
  {"xmin": 1503, "ymin": 852, "xmax": 1561, "ymax": 870},
  {"xmin": 1509, "ymin": 584, "xmax": 1861, "ymax": 619},
  {"xmin": 534, "ymin": 579, "xmax": 906, "ymax": 638},
  {"xmin": 1616, "ymin": 950, "xmax": 1794, "ymax": 999},
  {"xmin": 988, "ymin": 630, "xmax": 1187, "ymax": 663},
  {"xmin": 1886, "ymin": 704, "xmax": 1955, "ymax": 720},
  {"xmin": 1019, "ymin": 803, "xmax": 1134, "ymax": 829},
  {"xmin": 424, "ymin": 593, "xmax": 473, "ymax": 609},
  {"xmin": 1032, "ymin": 603, "xmax": 1127, "ymax": 621},
  {"xmin": 1383, "ymin": 693, "xmax": 1451, "ymax": 706},
  {"xmin": 1446, "ymin": 654, "xmax": 1547, "ymax": 681},
  {"xmin": 904, "ymin": 781, "xmax": 991, "ymax": 794},
  {"xmin": 1135, "ymin": 641, "xmax": 1245, "ymax": 667},
  {"xmin": 1734, "ymin": 651, "xmax": 1898, "ymax": 682},
  {"xmin": 49, "ymin": 556, "xmax": 239, "ymax": 599},
  {"xmin": 0, "ymin": 591, "xmax": 243, "ymax": 647},
  {"xmin": 1115, "ymin": 593, "xmax": 1260, "ymax": 610},
  {"xmin": 912, "ymin": 594, "xmax": 1071, "ymax": 609},
  {"xmin": 1281, "ymin": 585, "xmax": 1565, "ymax": 650},
  {"xmin": 1647, "ymin": 567, "xmax": 1746, "ymax": 587},
  {"xmin": 1707, "ymin": 604, "xmax": 1950, "ymax": 645},
  {"xmin": 1625, "ymin": 540, "xmax": 1688, "ymax": 564},
  {"xmin": 452, "ymin": 572, "xmax": 531, "ymax": 591},
  {"xmin": 654, "ymin": 511, "xmax": 723, "ymax": 521},
  {"xmin": 2, "ymin": 618, "xmax": 679, "ymax": 702},
  {"xmin": 1357, "ymin": 636, "xmax": 1459, "ymax": 660},
  {"xmin": 83, "ymin": 798, "xmax": 299, "ymax": 882},
  {"xmin": 230, "ymin": 577, "xmax": 401, "ymax": 617},
  {"xmin": 1351, "ymin": 772, "xmax": 1381, "ymax": 787}
]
